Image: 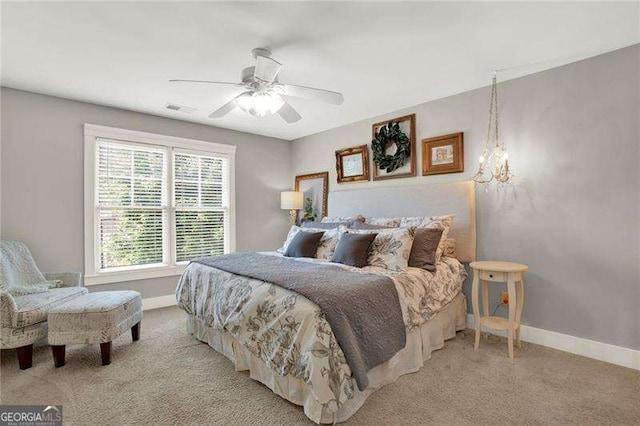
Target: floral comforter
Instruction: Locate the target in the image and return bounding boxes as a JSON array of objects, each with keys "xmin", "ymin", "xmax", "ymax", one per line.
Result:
[{"xmin": 175, "ymin": 253, "xmax": 466, "ymax": 413}]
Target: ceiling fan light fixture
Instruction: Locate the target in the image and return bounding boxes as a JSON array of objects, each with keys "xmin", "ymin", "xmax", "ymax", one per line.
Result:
[{"xmin": 236, "ymin": 90, "xmax": 284, "ymax": 118}]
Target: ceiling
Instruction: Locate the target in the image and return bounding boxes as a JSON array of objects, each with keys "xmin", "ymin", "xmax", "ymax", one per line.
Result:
[{"xmin": 2, "ymin": 2, "xmax": 638, "ymax": 141}]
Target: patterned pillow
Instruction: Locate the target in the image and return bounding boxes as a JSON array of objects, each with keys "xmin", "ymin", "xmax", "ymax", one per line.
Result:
[
  {"xmin": 400, "ymin": 215, "xmax": 455, "ymax": 263},
  {"xmin": 321, "ymin": 215, "xmax": 365, "ymax": 224},
  {"xmin": 443, "ymin": 238, "xmax": 456, "ymax": 257},
  {"xmin": 278, "ymin": 226, "xmax": 341, "ymax": 260},
  {"xmin": 348, "ymin": 221, "xmax": 395, "ymax": 230},
  {"xmin": 365, "ymin": 217, "xmax": 401, "ymax": 228},
  {"xmin": 348, "ymin": 227, "xmax": 415, "ymax": 271}
]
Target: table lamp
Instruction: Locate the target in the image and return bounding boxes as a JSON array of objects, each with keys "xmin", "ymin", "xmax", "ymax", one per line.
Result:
[{"xmin": 280, "ymin": 191, "xmax": 304, "ymax": 225}]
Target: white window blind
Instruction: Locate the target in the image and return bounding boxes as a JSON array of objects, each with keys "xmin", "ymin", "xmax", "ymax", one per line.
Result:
[
  {"xmin": 86, "ymin": 125, "xmax": 235, "ymax": 284},
  {"xmin": 96, "ymin": 140, "xmax": 168, "ymax": 270},
  {"xmin": 174, "ymin": 151, "xmax": 228, "ymax": 262}
]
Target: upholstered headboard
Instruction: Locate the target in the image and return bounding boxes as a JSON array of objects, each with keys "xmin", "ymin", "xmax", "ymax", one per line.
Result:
[{"xmin": 327, "ymin": 181, "xmax": 476, "ymax": 262}]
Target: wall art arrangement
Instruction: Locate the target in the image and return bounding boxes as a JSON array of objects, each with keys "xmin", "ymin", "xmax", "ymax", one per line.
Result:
[
  {"xmin": 332, "ymin": 113, "xmax": 465, "ymax": 183},
  {"xmin": 371, "ymin": 114, "xmax": 416, "ymax": 181},
  {"xmin": 422, "ymin": 132, "xmax": 464, "ymax": 175},
  {"xmin": 335, "ymin": 145, "xmax": 370, "ymax": 183},
  {"xmin": 295, "ymin": 172, "xmax": 328, "ymax": 222}
]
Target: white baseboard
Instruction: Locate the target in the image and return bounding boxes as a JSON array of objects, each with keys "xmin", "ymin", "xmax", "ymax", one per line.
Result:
[
  {"xmin": 467, "ymin": 314, "xmax": 639, "ymax": 371},
  {"xmin": 142, "ymin": 294, "xmax": 176, "ymax": 311}
]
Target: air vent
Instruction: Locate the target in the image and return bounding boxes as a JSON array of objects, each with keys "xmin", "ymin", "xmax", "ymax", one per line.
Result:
[{"xmin": 165, "ymin": 103, "xmax": 197, "ymax": 114}]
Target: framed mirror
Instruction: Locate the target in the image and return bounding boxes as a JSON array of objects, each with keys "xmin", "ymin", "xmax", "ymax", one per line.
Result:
[{"xmin": 294, "ymin": 172, "xmax": 329, "ymax": 223}]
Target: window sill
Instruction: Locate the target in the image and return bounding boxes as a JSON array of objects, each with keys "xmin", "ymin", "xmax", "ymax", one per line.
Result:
[{"xmin": 84, "ymin": 265, "xmax": 187, "ymax": 286}]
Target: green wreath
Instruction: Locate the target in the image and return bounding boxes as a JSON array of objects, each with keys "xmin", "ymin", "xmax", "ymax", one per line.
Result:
[{"xmin": 371, "ymin": 121, "xmax": 411, "ymax": 173}]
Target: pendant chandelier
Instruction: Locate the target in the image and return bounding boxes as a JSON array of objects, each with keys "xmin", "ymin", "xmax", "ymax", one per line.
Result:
[{"xmin": 474, "ymin": 72, "xmax": 513, "ymax": 185}]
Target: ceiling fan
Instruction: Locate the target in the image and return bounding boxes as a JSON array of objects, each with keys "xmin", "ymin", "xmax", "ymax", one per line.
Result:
[{"xmin": 169, "ymin": 48, "xmax": 344, "ymax": 123}]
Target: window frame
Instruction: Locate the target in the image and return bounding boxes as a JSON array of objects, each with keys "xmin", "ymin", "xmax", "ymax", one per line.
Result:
[{"xmin": 84, "ymin": 124, "xmax": 236, "ymax": 285}]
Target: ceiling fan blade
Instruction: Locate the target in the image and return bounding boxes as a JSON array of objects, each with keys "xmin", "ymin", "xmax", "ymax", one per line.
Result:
[
  {"xmin": 277, "ymin": 101, "xmax": 302, "ymax": 123},
  {"xmin": 254, "ymin": 55, "xmax": 282, "ymax": 83},
  {"xmin": 208, "ymin": 98, "xmax": 238, "ymax": 119},
  {"xmin": 280, "ymin": 83, "xmax": 344, "ymax": 105},
  {"xmin": 169, "ymin": 79, "xmax": 240, "ymax": 86}
]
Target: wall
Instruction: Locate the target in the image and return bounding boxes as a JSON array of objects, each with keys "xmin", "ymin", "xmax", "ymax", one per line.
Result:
[
  {"xmin": 291, "ymin": 45, "xmax": 639, "ymax": 350},
  {"xmin": 1, "ymin": 88, "xmax": 292, "ymax": 298}
]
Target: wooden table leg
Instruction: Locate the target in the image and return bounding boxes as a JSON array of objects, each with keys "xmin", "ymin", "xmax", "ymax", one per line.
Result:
[
  {"xmin": 515, "ymin": 279, "xmax": 524, "ymax": 348},
  {"xmin": 472, "ymin": 270, "xmax": 481, "ymax": 350},
  {"xmin": 51, "ymin": 345, "xmax": 66, "ymax": 367},
  {"xmin": 507, "ymin": 275, "xmax": 517, "ymax": 360},
  {"xmin": 100, "ymin": 342, "xmax": 112, "ymax": 366},
  {"xmin": 131, "ymin": 322, "xmax": 140, "ymax": 342},
  {"xmin": 16, "ymin": 344, "xmax": 33, "ymax": 370}
]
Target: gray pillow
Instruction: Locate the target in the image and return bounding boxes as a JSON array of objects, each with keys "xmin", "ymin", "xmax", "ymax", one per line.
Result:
[
  {"xmin": 348, "ymin": 222, "xmax": 395, "ymax": 230},
  {"xmin": 331, "ymin": 233, "xmax": 378, "ymax": 268},
  {"xmin": 408, "ymin": 228, "xmax": 444, "ymax": 271},
  {"xmin": 284, "ymin": 231, "xmax": 324, "ymax": 258}
]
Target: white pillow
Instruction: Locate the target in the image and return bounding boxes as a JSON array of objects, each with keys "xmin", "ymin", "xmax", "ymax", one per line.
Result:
[
  {"xmin": 348, "ymin": 227, "xmax": 415, "ymax": 271},
  {"xmin": 364, "ymin": 217, "xmax": 401, "ymax": 227},
  {"xmin": 278, "ymin": 226, "xmax": 340, "ymax": 260},
  {"xmin": 400, "ymin": 215, "xmax": 455, "ymax": 263}
]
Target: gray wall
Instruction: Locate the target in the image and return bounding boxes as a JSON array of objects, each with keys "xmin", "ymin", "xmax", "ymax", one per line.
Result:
[
  {"xmin": 1, "ymin": 88, "xmax": 292, "ymax": 298},
  {"xmin": 291, "ymin": 45, "xmax": 639, "ymax": 350}
]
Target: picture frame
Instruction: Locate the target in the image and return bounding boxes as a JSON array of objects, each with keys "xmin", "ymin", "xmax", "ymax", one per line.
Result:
[
  {"xmin": 335, "ymin": 145, "xmax": 370, "ymax": 184},
  {"xmin": 421, "ymin": 132, "xmax": 464, "ymax": 176},
  {"xmin": 294, "ymin": 172, "xmax": 329, "ymax": 223},
  {"xmin": 371, "ymin": 114, "xmax": 416, "ymax": 181}
]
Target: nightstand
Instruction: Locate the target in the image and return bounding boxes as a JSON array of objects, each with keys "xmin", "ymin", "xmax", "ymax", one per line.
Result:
[{"xmin": 470, "ymin": 261, "xmax": 529, "ymax": 360}]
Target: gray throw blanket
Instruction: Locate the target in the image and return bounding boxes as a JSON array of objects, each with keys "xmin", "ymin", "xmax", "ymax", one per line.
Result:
[{"xmin": 193, "ymin": 252, "xmax": 406, "ymax": 391}]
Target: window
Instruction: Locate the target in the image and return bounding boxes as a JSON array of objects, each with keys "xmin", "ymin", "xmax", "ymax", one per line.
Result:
[{"xmin": 84, "ymin": 124, "xmax": 235, "ymax": 285}]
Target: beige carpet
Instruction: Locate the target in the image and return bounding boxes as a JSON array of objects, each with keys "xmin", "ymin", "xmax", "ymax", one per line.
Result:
[{"xmin": 2, "ymin": 306, "xmax": 639, "ymax": 425}]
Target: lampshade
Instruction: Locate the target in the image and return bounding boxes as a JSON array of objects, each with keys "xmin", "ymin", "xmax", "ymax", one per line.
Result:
[{"xmin": 280, "ymin": 191, "xmax": 303, "ymax": 210}]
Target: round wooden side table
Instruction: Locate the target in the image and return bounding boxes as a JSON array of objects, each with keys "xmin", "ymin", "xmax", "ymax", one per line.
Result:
[{"xmin": 470, "ymin": 261, "xmax": 529, "ymax": 360}]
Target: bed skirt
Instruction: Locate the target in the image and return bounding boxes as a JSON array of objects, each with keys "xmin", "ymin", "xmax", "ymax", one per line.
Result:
[{"xmin": 185, "ymin": 292, "xmax": 467, "ymax": 424}]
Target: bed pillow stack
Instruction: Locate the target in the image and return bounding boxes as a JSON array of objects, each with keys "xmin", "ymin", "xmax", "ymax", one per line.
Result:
[
  {"xmin": 278, "ymin": 225, "xmax": 343, "ymax": 260},
  {"xmin": 343, "ymin": 214, "xmax": 455, "ymax": 272},
  {"xmin": 346, "ymin": 227, "xmax": 416, "ymax": 272},
  {"xmin": 400, "ymin": 215, "xmax": 455, "ymax": 264}
]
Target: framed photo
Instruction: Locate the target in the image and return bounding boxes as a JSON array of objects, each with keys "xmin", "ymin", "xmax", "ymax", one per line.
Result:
[
  {"xmin": 294, "ymin": 172, "xmax": 328, "ymax": 223},
  {"xmin": 335, "ymin": 145, "xmax": 370, "ymax": 183},
  {"xmin": 372, "ymin": 114, "xmax": 416, "ymax": 181},
  {"xmin": 421, "ymin": 132, "xmax": 464, "ymax": 176}
]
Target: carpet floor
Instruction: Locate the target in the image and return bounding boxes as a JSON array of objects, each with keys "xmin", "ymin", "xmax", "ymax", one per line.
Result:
[{"xmin": 1, "ymin": 306, "xmax": 638, "ymax": 425}]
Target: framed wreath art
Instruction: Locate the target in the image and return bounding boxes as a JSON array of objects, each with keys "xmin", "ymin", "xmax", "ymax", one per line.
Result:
[{"xmin": 371, "ymin": 114, "xmax": 416, "ymax": 180}]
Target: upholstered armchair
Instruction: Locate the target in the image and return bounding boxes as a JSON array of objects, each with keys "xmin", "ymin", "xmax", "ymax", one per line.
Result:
[{"xmin": 0, "ymin": 242, "xmax": 88, "ymax": 369}]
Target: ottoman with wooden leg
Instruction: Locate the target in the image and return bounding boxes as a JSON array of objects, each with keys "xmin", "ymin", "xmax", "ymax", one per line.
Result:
[{"xmin": 47, "ymin": 291, "xmax": 143, "ymax": 367}]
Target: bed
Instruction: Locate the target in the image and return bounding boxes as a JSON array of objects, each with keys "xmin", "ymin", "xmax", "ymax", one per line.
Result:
[{"xmin": 176, "ymin": 181, "xmax": 476, "ymax": 423}]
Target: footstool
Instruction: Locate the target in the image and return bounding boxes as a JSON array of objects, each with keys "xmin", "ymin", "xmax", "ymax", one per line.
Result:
[{"xmin": 47, "ymin": 290, "xmax": 143, "ymax": 367}]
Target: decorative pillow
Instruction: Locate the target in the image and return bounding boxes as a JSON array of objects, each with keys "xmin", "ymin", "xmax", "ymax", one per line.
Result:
[
  {"xmin": 321, "ymin": 215, "xmax": 365, "ymax": 224},
  {"xmin": 278, "ymin": 226, "xmax": 341, "ymax": 260},
  {"xmin": 301, "ymin": 220, "xmax": 361, "ymax": 229},
  {"xmin": 348, "ymin": 227, "xmax": 415, "ymax": 271},
  {"xmin": 408, "ymin": 228, "xmax": 444, "ymax": 272},
  {"xmin": 400, "ymin": 215, "xmax": 455, "ymax": 263},
  {"xmin": 301, "ymin": 221, "xmax": 343, "ymax": 229},
  {"xmin": 331, "ymin": 233, "xmax": 377, "ymax": 268},
  {"xmin": 443, "ymin": 238, "xmax": 456, "ymax": 257},
  {"xmin": 284, "ymin": 231, "xmax": 324, "ymax": 258},
  {"xmin": 365, "ymin": 217, "xmax": 401, "ymax": 228},
  {"xmin": 348, "ymin": 222, "xmax": 395, "ymax": 230}
]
